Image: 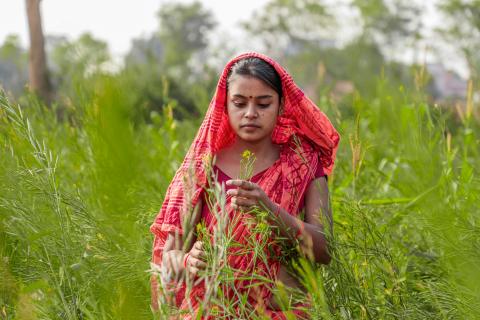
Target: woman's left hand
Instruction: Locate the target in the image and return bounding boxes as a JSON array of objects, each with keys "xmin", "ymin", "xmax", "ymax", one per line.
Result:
[{"xmin": 225, "ymin": 179, "xmax": 273, "ymax": 212}]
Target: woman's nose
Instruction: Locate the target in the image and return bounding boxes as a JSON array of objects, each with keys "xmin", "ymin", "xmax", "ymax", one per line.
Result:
[{"xmin": 244, "ymin": 104, "xmax": 258, "ymax": 118}]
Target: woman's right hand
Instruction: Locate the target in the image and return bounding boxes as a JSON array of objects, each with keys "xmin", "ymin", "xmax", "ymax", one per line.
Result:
[{"xmin": 184, "ymin": 241, "xmax": 207, "ymax": 277}]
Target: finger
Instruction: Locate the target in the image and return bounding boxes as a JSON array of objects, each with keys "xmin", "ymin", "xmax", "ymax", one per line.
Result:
[
  {"xmin": 227, "ymin": 188, "xmax": 255, "ymax": 198},
  {"xmin": 188, "ymin": 266, "xmax": 200, "ymax": 276},
  {"xmin": 226, "ymin": 179, "xmax": 255, "ymax": 190},
  {"xmin": 189, "ymin": 257, "xmax": 207, "ymax": 269},
  {"xmin": 194, "ymin": 241, "xmax": 203, "ymax": 250},
  {"xmin": 190, "ymin": 249, "xmax": 206, "ymax": 261},
  {"xmin": 231, "ymin": 203, "xmax": 241, "ymax": 211}
]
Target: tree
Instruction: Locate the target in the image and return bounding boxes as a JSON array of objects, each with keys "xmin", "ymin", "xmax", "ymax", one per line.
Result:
[
  {"xmin": 38, "ymin": 33, "xmax": 112, "ymax": 122},
  {"xmin": 351, "ymin": 0, "xmax": 424, "ymax": 60},
  {"xmin": 0, "ymin": 35, "xmax": 28, "ymax": 95},
  {"xmin": 438, "ymin": 0, "xmax": 480, "ymax": 81},
  {"xmin": 241, "ymin": 0, "xmax": 334, "ymax": 57},
  {"xmin": 50, "ymin": 33, "xmax": 110, "ymax": 80},
  {"xmin": 26, "ymin": 0, "xmax": 52, "ymax": 103},
  {"xmin": 125, "ymin": 35, "xmax": 163, "ymax": 68},
  {"xmin": 142, "ymin": 1, "xmax": 218, "ymax": 118},
  {"xmin": 241, "ymin": 0, "xmax": 418, "ymax": 98},
  {"xmin": 157, "ymin": 1, "xmax": 216, "ymax": 72}
]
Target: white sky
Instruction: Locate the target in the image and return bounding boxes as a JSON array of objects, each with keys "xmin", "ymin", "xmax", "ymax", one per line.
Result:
[
  {"xmin": 0, "ymin": 0, "xmax": 267, "ymax": 55},
  {"xmin": 0, "ymin": 0, "xmax": 469, "ymax": 77}
]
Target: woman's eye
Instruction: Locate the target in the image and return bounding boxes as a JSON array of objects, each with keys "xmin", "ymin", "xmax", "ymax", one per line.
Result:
[
  {"xmin": 233, "ymin": 102, "xmax": 246, "ymax": 107},
  {"xmin": 258, "ymin": 104, "xmax": 270, "ymax": 108}
]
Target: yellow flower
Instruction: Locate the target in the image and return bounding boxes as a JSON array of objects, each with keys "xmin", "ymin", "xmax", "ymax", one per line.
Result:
[{"xmin": 242, "ymin": 149, "xmax": 252, "ymax": 159}]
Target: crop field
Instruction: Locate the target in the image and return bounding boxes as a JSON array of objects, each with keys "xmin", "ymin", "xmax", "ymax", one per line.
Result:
[{"xmin": 1, "ymin": 72, "xmax": 479, "ymax": 319}]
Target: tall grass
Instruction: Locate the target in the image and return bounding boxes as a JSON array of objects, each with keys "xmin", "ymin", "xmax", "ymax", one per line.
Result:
[
  {"xmin": 0, "ymin": 77, "xmax": 197, "ymax": 319},
  {"xmin": 0, "ymin": 71, "xmax": 479, "ymax": 319}
]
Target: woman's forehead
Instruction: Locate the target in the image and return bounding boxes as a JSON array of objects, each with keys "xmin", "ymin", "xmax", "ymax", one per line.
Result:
[
  {"xmin": 227, "ymin": 75, "xmax": 278, "ymax": 97},
  {"xmin": 232, "ymin": 93, "xmax": 274, "ymax": 99}
]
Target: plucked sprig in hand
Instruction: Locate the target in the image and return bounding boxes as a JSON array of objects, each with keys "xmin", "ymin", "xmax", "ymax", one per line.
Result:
[
  {"xmin": 236, "ymin": 150, "xmax": 272, "ymax": 234},
  {"xmin": 239, "ymin": 149, "xmax": 256, "ymax": 181},
  {"xmin": 229, "ymin": 150, "xmax": 273, "ymax": 219}
]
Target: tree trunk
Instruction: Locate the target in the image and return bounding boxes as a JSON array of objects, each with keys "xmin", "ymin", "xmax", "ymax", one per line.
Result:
[{"xmin": 26, "ymin": 0, "xmax": 51, "ymax": 103}]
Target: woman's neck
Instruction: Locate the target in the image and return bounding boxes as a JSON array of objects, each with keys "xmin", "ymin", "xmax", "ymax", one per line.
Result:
[{"xmin": 228, "ymin": 138, "xmax": 280, "ymax": 162}]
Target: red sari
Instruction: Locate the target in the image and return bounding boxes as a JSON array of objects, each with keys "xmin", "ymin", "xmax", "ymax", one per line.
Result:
[{"xmin": 150, "ymin": 52, "xmax": 340, "ymax": 319}]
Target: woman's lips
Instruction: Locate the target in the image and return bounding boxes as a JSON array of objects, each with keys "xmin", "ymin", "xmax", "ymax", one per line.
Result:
[{"xmin": 241, "ymin": 124, "xmax": 261, "ymax": 128}]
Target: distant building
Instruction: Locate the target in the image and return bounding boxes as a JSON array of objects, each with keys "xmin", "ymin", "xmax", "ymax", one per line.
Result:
[
  {"xmin": 330, "ymin": 80, "xmax": 355, "ymax": 103},
  {"xmin": 427, "ymin": 63, "xmax": 467, "ymax": 101}
]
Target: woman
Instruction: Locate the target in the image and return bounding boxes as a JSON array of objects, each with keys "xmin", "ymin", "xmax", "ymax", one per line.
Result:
[{"xmin": 150, "ymin": 52, "xmax": 340, "ymax": 319}]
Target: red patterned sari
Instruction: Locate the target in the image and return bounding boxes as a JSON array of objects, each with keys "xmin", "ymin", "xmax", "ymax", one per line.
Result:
[{"xmin": 150, "ymin": 52, "xmax": 340, "ymax": 319}]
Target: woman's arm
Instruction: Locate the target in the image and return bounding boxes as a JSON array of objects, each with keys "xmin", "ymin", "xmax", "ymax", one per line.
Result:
[
  {"xmin": 162, "ymin": 197, "xmax": 206, "ymax": 281},
  {"xmin": 227, "ymin": 176, "xmax": 332, "ymax": 264},
  {"xmin": 264, "ymin": 176, "xmax": 331, "ymax": 264},
  {"xmin": 302, "ymin": 176, "xmax": 332, "ymax": 263}
]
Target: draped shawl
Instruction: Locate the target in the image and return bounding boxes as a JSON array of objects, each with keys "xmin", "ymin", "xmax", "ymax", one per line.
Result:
[{"xmin": 150, "ymin": 52, "xmax": 340, "ymax": 318}]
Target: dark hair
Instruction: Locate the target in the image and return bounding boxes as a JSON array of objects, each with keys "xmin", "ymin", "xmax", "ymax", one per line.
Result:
[{"xmin": 227, "ymin": 57, "xmax": 282, "ymax": 98}]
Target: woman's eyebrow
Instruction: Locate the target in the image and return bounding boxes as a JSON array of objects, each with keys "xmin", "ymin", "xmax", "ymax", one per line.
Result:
[
  {"xmin": 232, "ymin": 94, "xmax": 273, "ymax": 99},
  {"xmin": 256, "ymin": 95, "xmax": 273, "ymax": 99}
]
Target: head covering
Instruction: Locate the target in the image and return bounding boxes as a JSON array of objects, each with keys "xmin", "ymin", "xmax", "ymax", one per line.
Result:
[{"xmin": 150, "ymin": 52, "xmax": 340, "ymax": 314}]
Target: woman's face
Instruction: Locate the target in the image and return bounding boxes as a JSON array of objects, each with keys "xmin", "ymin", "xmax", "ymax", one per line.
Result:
[{"xmin": 226, "ymin": 75, "xmax": 283, "ymax": 144}]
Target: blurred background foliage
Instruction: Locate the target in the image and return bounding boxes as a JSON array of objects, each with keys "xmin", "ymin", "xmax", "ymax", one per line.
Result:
[{"xmin": 0, "ymin": 0, "xmax": 479, "ymax": 319}]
